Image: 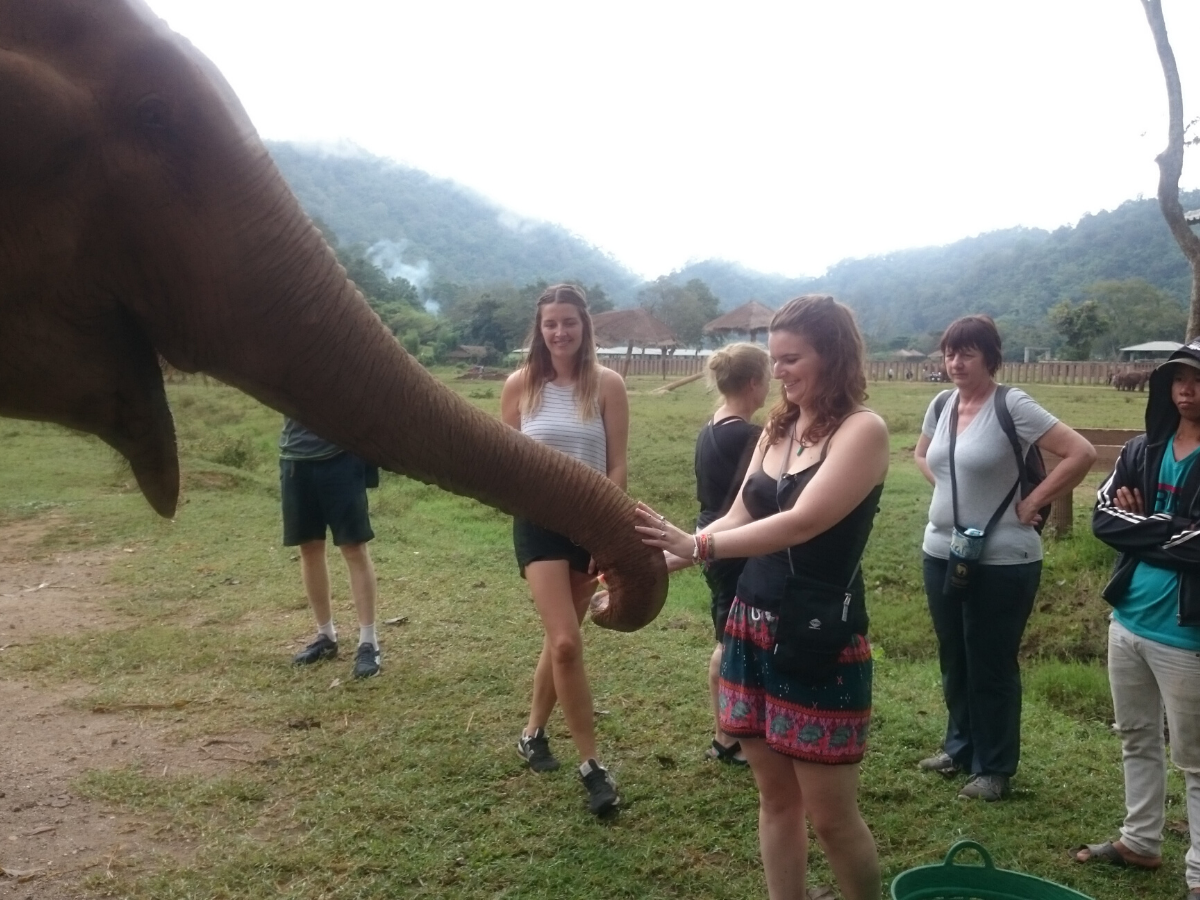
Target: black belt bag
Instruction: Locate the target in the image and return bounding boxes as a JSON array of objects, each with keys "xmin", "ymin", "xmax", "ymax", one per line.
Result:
[{"xmin": 773, "ymin": 568, "xmax": 859, "ymax": 683}]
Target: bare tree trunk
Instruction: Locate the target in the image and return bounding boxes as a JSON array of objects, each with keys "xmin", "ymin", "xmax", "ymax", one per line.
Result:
[{"xmin": 1141, "ymin": 0, "xmax": 1200, "ymax": 340}]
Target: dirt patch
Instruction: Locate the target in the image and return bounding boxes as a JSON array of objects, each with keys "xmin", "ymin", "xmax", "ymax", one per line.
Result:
[{"xmin": 0, "ymin": 517, "xmax": 268, "ymax": 898}]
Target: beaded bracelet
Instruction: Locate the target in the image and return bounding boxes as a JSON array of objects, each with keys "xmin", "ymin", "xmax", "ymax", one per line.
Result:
[{"xmin": 691, "ymin": 532, "xmax": 716, "ymax": 566}]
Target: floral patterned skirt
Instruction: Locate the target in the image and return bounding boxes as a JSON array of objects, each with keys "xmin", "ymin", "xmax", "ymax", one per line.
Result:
[{"xmin": 718, "ymin": 597, "xmax": 872, "ymax": 764}]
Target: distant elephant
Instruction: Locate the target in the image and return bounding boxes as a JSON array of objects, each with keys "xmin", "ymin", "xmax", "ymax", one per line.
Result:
[
  {"xmin": 0, "ymin": 0, "xmax": 666, "ymax": 630},
  {"xmin": 1113, "ymin": 371, "xmax": 1148, "ymax": 392}
]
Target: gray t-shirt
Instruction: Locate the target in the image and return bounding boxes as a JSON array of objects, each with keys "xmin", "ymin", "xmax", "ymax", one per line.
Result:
[
  {"xmin": 279, "ymin": 418, "xmax": 343, "ymax": 462},
  {"xmin": 921, "ymin": 386, "xmax": 1058, "ymax": 564}
]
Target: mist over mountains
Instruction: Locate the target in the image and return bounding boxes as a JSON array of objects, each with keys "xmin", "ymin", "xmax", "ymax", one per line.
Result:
[
  {"xmin": 270, "ymin": 141, "xmax": 1196, "ymax": 343},
  {"xmin": 269, "ymin": 142, "xmax": 642, "ymax": 302}
]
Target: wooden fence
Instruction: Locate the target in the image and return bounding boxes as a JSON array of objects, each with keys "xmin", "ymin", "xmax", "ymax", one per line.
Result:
[
  {"xmin": 603, "ymin": 354, "xmax": 1161, "ymax": 384},
  {"xmin": 599, "ymin": 355, "xmax": 713, "ymax": 378},
  {"xmin": 864, "ymin": 360, "xmax": 1158, "ymax": 385}
]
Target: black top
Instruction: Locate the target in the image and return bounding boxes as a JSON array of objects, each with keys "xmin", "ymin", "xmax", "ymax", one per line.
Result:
[
  {"xmin": 694, "ymin": 416, "xmax": 762, "ymax": 530},
  {"xmin": 736, "ymin": 458, "xmax": 883, "ymax": 624}
]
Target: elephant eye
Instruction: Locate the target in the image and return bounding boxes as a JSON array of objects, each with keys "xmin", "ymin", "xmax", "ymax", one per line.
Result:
[{"xmin": 135, "ymin": 96, "xmax": 171, "ymax": 131}]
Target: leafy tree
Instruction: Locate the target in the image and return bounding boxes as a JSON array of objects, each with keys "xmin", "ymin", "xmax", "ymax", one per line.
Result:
[
  {"xmin": 638, "ymin": 276, "xmax": 722, "ymax": 347},
  {"xmin": 441, "ymin": 283, "xmax": 538, "ymax": 354},
  {"xmin": 1048, "ymin": 299, "xmax": 1109, "ymax": 360},
  {"xmin": 1084, "ymin": 278, "xmax": 1186, "ymax": 358},
  {"xmin": 587, "ymin": 283, "xmax": 615, "ymax": 315}
]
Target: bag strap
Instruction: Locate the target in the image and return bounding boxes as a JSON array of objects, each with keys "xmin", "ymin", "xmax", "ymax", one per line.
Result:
[
  {"xmin": 933, "ymin": 389, "xmax": 953, "ymax": 423},
  {"xmin": 777, "ymin": 422, "xmax": 862, "ymax": 589},
  {"xmin": 703, "ymin": 416, "xmax": 751, "ymax": 472},
  {"xmin": 947, "ymin": 392, "xmax": 1019, "ymax": 535},
  {"xmin": 991, "ymin": 384, "xmax": 1032, "ymax": 498}
]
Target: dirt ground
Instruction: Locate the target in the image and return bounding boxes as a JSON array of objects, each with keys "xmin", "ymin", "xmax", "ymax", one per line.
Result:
[{"xmin": 0, "ymin": 517, "xmax": 268, "ymax": 898}]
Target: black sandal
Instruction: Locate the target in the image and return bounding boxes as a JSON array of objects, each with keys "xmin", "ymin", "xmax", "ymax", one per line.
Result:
[{"xmin": 704, "ymin": 739, "xmax": 748, "ymax": 766}]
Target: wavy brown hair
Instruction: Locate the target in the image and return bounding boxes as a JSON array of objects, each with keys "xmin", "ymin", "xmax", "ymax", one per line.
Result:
[
  {"xmin": 764, "ymin": 295, "xmax": 867, "ymax": 447},
  {"xmin": 520, "ymin": 283, "xmax": 601, "ymax": 419}
]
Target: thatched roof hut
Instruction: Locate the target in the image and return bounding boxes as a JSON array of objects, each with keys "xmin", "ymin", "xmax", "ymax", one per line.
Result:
[
  {"xmin": 702, "ymin": 300, "xmax": 775, "ymax": 344},
  {"xmin": 592, "ymin": 308, "xmax": 678, "ymax": 377},
  {"xmin": 592, "ymin": 308, "xmax": 678, "ymax": 348},
  {"xmin": 445, "ymin": 344, "xmax": 488, "ymax": 361}
]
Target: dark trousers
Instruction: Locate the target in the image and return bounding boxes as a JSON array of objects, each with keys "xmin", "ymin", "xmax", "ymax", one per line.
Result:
[{"xmin": 923, "ymin": 555, "xmax": 1041, "ymax": 777}]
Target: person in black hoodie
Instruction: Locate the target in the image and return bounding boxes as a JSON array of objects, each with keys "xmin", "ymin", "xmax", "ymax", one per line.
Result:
[{"xmin": 1079, "ymin": 342, "xmax": 1200, "ymax": 897}]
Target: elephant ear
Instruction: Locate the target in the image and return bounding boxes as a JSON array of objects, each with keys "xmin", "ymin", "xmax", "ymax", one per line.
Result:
[{"xmin": 0, "ymin": 47, "xmax": 180, "ymax": 516}]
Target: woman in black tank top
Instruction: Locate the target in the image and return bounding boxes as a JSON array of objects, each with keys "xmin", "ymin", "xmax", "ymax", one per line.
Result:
[{"xmin": 636, "ymin": 296, "xmax": 890, "ymax": 900}]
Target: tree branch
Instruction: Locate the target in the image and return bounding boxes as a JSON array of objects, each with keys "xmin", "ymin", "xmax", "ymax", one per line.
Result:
[{"xmin": 1141, "ymin": 0, "xmax": 1200, "ymax": 339}]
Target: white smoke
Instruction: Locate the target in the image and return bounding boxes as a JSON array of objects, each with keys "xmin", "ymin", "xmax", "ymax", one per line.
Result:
[{"xmin": 366, "ymin": 238, "xmax": 432, "ymax": 294}]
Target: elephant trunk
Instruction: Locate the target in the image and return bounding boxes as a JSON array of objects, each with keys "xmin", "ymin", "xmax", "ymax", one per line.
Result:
[{"xmin": 162, "ymin": 208, "xmax": 665, "ymax": 631}]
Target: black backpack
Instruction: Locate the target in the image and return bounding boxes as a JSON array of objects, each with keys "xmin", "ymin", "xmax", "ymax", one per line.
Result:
[{"xmin": 933, "ymin": 385, "xmax": 1052, "ymax": 533}]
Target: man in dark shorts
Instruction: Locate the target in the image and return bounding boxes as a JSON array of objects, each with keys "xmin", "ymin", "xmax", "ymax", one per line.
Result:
[{"xmin": 280, "ymin": 418, "xmax": 381, "ymax": 679}]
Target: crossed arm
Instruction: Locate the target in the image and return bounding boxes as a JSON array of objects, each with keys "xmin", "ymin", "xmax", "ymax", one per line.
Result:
[{"xmin": 1093, "ymin": 443, "xmax": 1200, "ymax": 571}]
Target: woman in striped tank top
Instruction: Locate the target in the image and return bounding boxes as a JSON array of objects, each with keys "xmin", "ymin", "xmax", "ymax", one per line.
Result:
[{"xmin": 500, "ymin": 283, "xmax": 629, "ymax": 817}]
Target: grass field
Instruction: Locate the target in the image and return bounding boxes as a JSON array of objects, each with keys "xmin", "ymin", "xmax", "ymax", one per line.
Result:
[{"xmin": 0, "ymin": 373, "xmax": 1189, "ymax": 899}]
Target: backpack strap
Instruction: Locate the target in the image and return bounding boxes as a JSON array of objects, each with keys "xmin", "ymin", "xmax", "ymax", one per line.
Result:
[
  {"xmin": 991, "ymin": 385, "xmax": 1030, "ymax": 496},
  {"xmin": 933, "ymin": 389, "xmax": 953, "ymax": 424}
]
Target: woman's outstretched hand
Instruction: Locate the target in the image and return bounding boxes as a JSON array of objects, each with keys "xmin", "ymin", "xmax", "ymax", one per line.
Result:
[{"xmin": 634, "ymin": 501, "xmax": 696, "ymax": 563}]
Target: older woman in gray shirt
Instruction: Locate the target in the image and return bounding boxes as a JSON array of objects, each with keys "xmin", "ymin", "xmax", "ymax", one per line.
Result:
[{"xmin": 914, "ymin": 315, "xmax": 1094, "ymax": 801}]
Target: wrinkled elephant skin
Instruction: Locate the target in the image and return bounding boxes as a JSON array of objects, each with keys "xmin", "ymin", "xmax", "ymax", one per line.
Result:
[{"xmin": 0, "ymin": 0, "xmax": 666, "ymax": 631}]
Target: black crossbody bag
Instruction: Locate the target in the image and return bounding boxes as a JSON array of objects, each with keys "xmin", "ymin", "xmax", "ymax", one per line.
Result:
[{"xmin": 770, "ymin": 428, "xmax": 862, "ymax": 683}]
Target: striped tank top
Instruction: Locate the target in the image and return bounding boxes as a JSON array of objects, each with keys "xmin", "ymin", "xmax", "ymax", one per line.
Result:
[{"xmin": 521, "ymin": 381, "xmax": 608, "ymax": 475}]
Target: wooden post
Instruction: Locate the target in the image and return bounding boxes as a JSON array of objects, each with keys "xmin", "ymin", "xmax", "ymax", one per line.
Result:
[{"xmin": 1047, "ymin": 494, "xmax": 1074, "ymax": 536}]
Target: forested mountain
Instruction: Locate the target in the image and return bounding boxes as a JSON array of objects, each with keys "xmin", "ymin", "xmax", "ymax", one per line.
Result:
[
  {"xmin": 268, "ymin": 142, "xmax": 642, "ymax": 302},
  {"xmin": 670, "ymin": 193, "xmax": 1198, "ymax": 347},
  {"xmin": 269, "ymin": 141, "xmax": 1197, "ymax": 356}
]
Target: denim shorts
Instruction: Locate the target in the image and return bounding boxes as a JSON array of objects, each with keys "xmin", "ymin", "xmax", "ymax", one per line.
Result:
[{"xmin": 280, "ymin": 453, "xmax": 374, "ymax": 546}]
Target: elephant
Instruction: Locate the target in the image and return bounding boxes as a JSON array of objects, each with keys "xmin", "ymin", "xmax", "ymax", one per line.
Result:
[
  {"xmin": 1112, "ymin": 371, "xmax": 1149, "ymax": 392},
  {"xmin": 0, "ymin": 0, "xmax": 666, "ymax": 630}
]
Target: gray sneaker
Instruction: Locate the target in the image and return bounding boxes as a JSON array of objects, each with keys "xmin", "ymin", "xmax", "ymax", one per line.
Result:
[
  {"xmin": 293, "ymin": 634, "xmax": 338, "ymax": 666},
  {"xmin": 958, "ymin": 774, "xmax": 1009, "ymax": 801},
  {"xmin": 918, "ymin": 750, "xmax": 960, "ymax": 775},
  {"xmin": 579, "ymin": 759, "xmax": 619, "ymax": 816},
  {"xmin": 352, "ymin": 643, "xmax": 381, "ymax": 679},
  {"xmin": 516, "ymin": 728, "xmax": 560, "ymax": 773}
]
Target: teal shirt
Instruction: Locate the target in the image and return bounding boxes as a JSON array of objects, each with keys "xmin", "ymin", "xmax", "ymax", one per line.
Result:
[{"xmin": 1115, "ymin": 433, "xmax": 1200, "ymax": 651}]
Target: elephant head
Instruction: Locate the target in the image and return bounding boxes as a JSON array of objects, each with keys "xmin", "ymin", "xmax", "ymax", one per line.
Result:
[{"xmin": 0, "ymin": 0, "xmax": 666, "ymax": 630}]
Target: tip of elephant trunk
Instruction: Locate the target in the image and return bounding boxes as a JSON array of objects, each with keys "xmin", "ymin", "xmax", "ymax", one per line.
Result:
[
  {"xmin": 588, "ymin": 558, "xmax": 668, "ymax": 633},
  {"xmin": 130, "ymin": 454, "xmax": 179, "ymax": 518}
]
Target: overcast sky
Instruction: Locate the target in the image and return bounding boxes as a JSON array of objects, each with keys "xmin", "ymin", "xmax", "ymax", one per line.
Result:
[{"xmin": 143, "ymin": 0, "xmax": 1200, "ymax": 280}]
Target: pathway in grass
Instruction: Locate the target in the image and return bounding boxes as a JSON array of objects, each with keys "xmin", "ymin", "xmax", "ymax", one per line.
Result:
[{"xmin": 0, "ymin": 517, "xmax": 267, "ymax": 898}]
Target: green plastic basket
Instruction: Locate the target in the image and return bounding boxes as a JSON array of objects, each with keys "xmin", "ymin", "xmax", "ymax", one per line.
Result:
[{"xmin": 891, "ymin": 841, "xmax": 1096, "ymax": 900}]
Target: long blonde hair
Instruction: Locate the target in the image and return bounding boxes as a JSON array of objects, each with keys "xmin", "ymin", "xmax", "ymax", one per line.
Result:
[
  {"xmin": 764, "ymin": 295, "xmax": 867, "ymax": 447},
  {"xmin": 705, "ymin": 342, "xmax": 770, "ymax": 404},
  {"xmin": 519, "ymin": 283, "xmax": 601, "ymax": 419}
]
